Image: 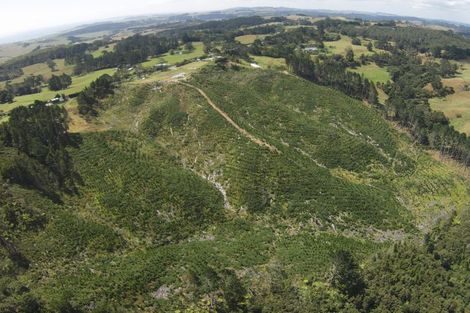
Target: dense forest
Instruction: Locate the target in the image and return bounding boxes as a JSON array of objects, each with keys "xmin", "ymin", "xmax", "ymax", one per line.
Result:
[
  {"xmin": 77, "ymin": 74, "xmax": 115, "ymax": 116},
  {"xmin": 286, "ymin": 52, "xmax": 379, "ymax": 104},
  {"xmin": 73, "ymin": 35, "xmax": 179, "ymax": 74},
  {"xmin": 1, "ymin": 101, "xmax": 79, "ymax": 199}
]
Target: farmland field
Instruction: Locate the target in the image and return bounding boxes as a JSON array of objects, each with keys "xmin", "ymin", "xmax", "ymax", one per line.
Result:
[
  {"xmin": 325, "ymin": 35, "xmax": 375, "ymax": 56},
  {"xmin": 8, "ymin": 59, "xmax": 74, "ymax": 85},
  {"xmin": 91, "ymin": 43, "xmax": 116, "ymax": 57},
  {"xmin": 133, "ymin": 60, "xmax": 209, "ymax": 85},
  {"xmin": 141, "ymin": 42, "xmax": 204, "ymax": 68},
  {"xmin": 350, "ymin": 63, "xmax": 391, "ymax": 83},
  {"xmin": 0, "ymin": 37, "xmax": 70, "ymax": 64},
  {"xmin": 430, "ymin": 61, "xmax": 470, "ymax": 134},
  {"xmin": 235, "ymin": 34, "xmax": 266, "ymax": 44},
  {"xmin": 0, "ymin": 68, "xmax": 116, "ymax": 112},
  {"xmin": 251, "ymin": 55, "xmax": 287, "ymax": 70}
]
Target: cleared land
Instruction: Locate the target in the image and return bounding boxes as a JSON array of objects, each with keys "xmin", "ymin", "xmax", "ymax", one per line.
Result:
[
  {"xmin": 0, "ymin": 43, "xmax": 38, "ymax": 64},
  {"xmin": 251, "ymin": 55, "xmax": 287, "ymax": 70},
  {"xmin": 350, "ymin": 63, "xmax": 391, "ymax": 84},
  {"xmin": 0, "ymin": 37, "xmax": 70, "ymax": 64},
  {"xmin": 430, "ymin": 61, "xmax": 470, "ymax": 134},
  {"xmin": 133, "ymin": 61, "xmax": 209, "ymax": 85},
  {"xmin": 10, "ymin": 59, "xmax": 74, "ymax": 85},
  {"xmin": 141, "ymin": 42, "xmax": 204, "ymax": 68},
  {"xmin": 325, "ymin": 35, "xmax": 376, "ymax": 56},
  {"xmin": 91, "ymin": 43, "xmax": 116, "ymax": 57},
  {"xmin": 0, "ymin": 68, "xmax": 116, "ymax": 112},
  {"xmin": 235, "ymin": 34, "xmax": 266, "ymax": 44}
]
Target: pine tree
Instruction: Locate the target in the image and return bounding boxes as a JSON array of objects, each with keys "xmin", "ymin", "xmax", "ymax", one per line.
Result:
[{"xmin": 332, "ymin": 250, "xmax": 366, "ymax": 298}]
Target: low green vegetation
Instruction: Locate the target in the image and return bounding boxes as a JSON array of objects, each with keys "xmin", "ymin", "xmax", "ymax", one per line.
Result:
[
  {"xmin": 1, "ymin": 60, "xmax": 469, "ymax": 313},
  {"xmin": 0, "ymin": 68, "xmax": 115, "ymax": 112},
  {"xmin": 235, "ymin": 34, "xmax": 267, "ymax": 44},
  {"xmin": 134, "ymin": 60, "xmax": 209, "ymax": 85},
  {"xmin": 251, "ymin": 55, "xmax": 287, "ymax": 70},
  {"xmin": 430, "ymin": 61, "xmax": 470, "ymax": 134},
  {"xmin": 90, "ymin": 43, "xmax": 116, "ymax": 58},
  {"xmin": 142, "ymin": 42, "xmax": 205, "ymax": 68},
  {"xmin": 0, "ymin": 59, "xmax": 74, "ymax": 87},
  {"xmin": 324, "ymin": 35, "xmax": 375, "ymax": 56},
  {"xmin": 1, "ymin": 13, "xmax": 470, "ymax": 312},
  {"xmin": 350, "ymin": 63, "xmax": 390, "ymax": 83}
]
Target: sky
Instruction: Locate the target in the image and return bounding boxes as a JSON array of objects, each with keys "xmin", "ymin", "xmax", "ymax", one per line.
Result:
[{"xmin": 2, "ymin": 0, "xmax": 470, "ymax": 39}]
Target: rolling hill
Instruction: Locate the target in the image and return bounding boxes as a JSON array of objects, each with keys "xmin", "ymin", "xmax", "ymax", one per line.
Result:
[{"xmin": 1, "ymin": 66, "xmax": 468, "ymax": 311}]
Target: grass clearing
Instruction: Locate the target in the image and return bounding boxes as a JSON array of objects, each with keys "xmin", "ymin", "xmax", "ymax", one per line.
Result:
[
  {"xmin": 65, "ymin": 99, "xmax": 110, "ymax": 133},
  {"xmin": 9, "ymin": 59, "xmax": 74, "ymax": 85},
  {"xmin": 251, "ymin": 55, "xmax": 287, "ymax": 70},
  {"xmin": 91, "ymin": 43, "xmax": 116, "ymax": 58},
  {"xmin": 141, "ymin": 42, "xmax": 204, "ymax": 68},
  {"xmin": 132, "ymin": 61, "xmax": 209, "ymax": 85},
  {"xmin": 0, "ymin": 43, "xmax": 41, "ymax": 64},
  {"xmin": 325, "ymin": 35, "xmax": 375, "ymax": 56},
  {"xmin": 235, "ymin": 34, "xmax": 266, "ymax": 44},
  {"xmin": 0, "ymin": 37, "xmax": 70, "ymax": 64},
  {"xmin": 350, "ymin": 63, "xmax": 391, "ymax": 83},
  {"xmin": 1, "ymin": 68, "xmax": 116, "ymax": 112},
  {"xmin": 430, "ymin": 61, "xmax": 470, "ymax": 134},
  {"xmin": 286, "ymin": 15, "xmax": 324, "ymax": 23}
]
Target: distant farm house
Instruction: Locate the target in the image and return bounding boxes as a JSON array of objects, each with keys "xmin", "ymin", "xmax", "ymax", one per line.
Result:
[
  {"xmin": 172, "ymin": 73, "xmax": 186, "ymax": 80},
  {"xmin": 303, "ymin": 47, "xmax": 318, "ymax": 53},
  {"xmin": 154, "ymin": 63, "xmax": 169, "ymax": 70},
  {"xmin": 46, "ymin": 96, "xmax": 65, "ymax": 106}
]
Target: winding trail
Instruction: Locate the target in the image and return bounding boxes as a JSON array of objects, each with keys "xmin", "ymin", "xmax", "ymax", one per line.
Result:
[{"xmin": 180, "ymin": 82, "xmax": 281, "ymax": 154}]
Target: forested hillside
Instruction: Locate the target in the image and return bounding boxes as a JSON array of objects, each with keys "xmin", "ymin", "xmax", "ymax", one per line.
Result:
[
  {"xmin": 1, "ymin": 67, "xmax": 469, "ymax": 312},
  {"xmin": 1, "ymin": 11, "xmax": 470, "ymax": 312}
]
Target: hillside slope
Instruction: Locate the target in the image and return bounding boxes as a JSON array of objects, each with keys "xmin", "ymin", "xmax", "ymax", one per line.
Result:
[{"xmin": 1, "ymin": 67, "xmax": 469, "ymax": 311}]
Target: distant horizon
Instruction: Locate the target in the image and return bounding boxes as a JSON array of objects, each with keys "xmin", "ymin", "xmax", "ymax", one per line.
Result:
[{"xmin": 1, "ymin": 0, "xmax": 470, "ymax": 43}]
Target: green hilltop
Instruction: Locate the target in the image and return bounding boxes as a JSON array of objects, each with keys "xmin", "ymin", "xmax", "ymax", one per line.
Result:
[{"xmin": 1, "ymin": 66, "xmax": 468, "ymax": 311}]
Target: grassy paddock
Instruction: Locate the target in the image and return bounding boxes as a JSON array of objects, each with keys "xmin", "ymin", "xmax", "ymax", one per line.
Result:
[
  {"xmin": 235, "ymin": 34, "xmax": 267, "ymax": 44},
  {"xmin": 1, "ymin": 59, "xmax": 74, "ymax": 88},
  {"xmin": 133, "ymin": 61, "xmax": 209, "ymax": 85},
  {"xmin": 141, "ymin": 42, "xmax": 204, "ymax": 68},
  {"xmin": 91, "ymin": 43, "xmax": 116, "ymax": 58},
  {"xmin": 430, "ymin": 61, "xmax": 470, "ymax": 134},
  {"xmin": 325, "ymin": 35, "xmax": 376, "ymax": 56},
  {"xmin": 251, "ymin": 55, "xmax": 287, "ymax": 70},
  {"xmin": 1, "ymin": 68, "xmax": 116, "ymax": 112},
  {"xmin": 350, "ymin": 63, "xmax": 391, "ymax": 83}
]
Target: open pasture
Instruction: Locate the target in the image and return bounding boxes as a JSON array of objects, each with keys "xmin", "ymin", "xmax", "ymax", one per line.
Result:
[
  {"xmin": 1, "ymin": 68, "xmax": 116, "ymax": 112},
  {"xmin": 430, "ymin": 61, "xmax": 470, "ymax": 134},
  {"xmin": 350, "ymin": 63, "xmax": 391, "ymax": 84},
  {"xmin": 141, "ymin": 42, "xmax": 205, "ymax": 68}
]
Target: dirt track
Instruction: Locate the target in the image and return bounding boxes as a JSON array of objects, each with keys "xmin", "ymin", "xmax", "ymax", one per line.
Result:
[{"xmin": 180, "ymin": 82, "xmax": 280, "ymax": 154}]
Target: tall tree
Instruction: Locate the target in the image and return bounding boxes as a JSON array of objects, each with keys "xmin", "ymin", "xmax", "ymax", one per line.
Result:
[
  {"xmin": 48, "ymin": 74, "xmax": 72, "ymax": 91},
  {"xmin": 332, "ymin": 250, "xmax": 366, "ymax": 298},
  {"xmin": 3, "ymin": 101, "xmax": 79, "ymax": 198}
]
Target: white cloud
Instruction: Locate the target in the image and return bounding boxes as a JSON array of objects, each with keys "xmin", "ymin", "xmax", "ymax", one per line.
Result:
[{"xmin": 412, "ymin": 0, "xmax": 470, "ymax": 10}]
